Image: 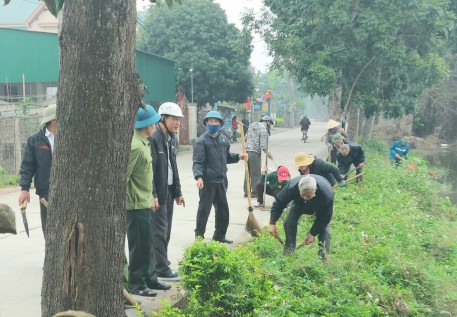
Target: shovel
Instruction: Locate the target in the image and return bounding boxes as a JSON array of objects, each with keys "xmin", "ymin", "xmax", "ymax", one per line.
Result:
[{"xmin": 20, "ymin": 201, "xmax": 30, "ymax": 237}]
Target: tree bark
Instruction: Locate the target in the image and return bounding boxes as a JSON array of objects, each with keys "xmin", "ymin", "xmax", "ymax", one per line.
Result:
[
  {"xmin": 41, "ymin": 1, "xmax": 142, "ymax": 316},
  {"xmin": 328, "ymin": 69, "xmax": 343, "ymax": 120}
]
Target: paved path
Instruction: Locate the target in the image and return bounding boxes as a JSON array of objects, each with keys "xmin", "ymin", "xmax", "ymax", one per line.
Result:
[{"xmin": 0, "ymin": 121, "xmax": 328, "ymax": 317}]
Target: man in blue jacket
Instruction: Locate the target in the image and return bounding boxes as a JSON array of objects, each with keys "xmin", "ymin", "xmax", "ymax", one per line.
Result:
[
  {"xmin": 193, "ymin": 111, "xmax": 248, "ymax": 243},
  {"xmin": 18, "ymin": 104, "xmax": 56, "ymax": 237},
  {"xmin": 390, "ymin": 136, "xmax": 410, "ymax": 166},
  {"xmin": 268, "ymin": 175, "xmax": 333, "ymax": 260}
]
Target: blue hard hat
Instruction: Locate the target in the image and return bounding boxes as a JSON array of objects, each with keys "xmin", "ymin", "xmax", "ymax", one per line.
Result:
[
  {"xmin": 135, "ymin": 104, "xmax": 161, "ymax": 129},
  {"xmin": 203, "ymin": 111, "xmax": 224, "ymax": 126}
]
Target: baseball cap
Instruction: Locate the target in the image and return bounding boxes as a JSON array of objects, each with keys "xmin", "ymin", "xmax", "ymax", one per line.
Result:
[{"xmin": 277, "ymin": 166, "xmax": 289, "ymax": 181}]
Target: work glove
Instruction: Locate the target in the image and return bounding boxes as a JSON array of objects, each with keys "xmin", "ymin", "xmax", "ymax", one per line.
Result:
[{"xmin": 338, "ymin": 180, "xmax": 347, "ymax": 187}]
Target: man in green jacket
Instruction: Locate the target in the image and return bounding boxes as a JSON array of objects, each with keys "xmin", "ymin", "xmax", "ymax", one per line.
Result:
[
  {"xmin": 255, "ymin": 166, "xmax": 290, "ymax": 207},
  {"xmin": 126, "ymin": 104, "xmax": 170, "ymax": 297}
]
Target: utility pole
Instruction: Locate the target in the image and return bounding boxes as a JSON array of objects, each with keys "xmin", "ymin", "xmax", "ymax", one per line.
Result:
[{"xmin": 189, "ymin": 68, "xmax": 194, "ymax": 104}]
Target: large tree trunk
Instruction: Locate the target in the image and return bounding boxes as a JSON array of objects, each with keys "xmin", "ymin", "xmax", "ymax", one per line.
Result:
[
  {"xmin": 42, "ymin": 1, "xmax": 142, "ymax": 316},
  {"xmin": 327, "ymin": 69, "xmax": 343, "ymax": 120}
]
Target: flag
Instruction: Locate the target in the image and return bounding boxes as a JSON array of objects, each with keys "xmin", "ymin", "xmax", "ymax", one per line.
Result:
[{"xmin": 244, "ymin": 96, "xmax": 251, "ymax": 110}]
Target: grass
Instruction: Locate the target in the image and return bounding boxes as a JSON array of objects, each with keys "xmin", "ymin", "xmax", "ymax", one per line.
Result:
[
  {"xmin": 0, "ymin": 166, "xmax": 19, "ymax": 187},
  {"xmin": 149, "ymin": 138, "xmax": 457, "ymax": 316}
]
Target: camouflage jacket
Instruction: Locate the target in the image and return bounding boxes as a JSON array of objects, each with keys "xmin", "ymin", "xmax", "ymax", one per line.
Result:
[{"xmin": 245, "ymin": 122, "xmax": 269, "ymax": 153}]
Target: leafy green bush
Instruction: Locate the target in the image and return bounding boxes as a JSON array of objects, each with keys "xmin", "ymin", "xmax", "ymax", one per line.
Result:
[
  {"xmin": 274, "ymin": 117, "xmax": 284, "ymax": 127},
  {"xmin": 178, "ymin": 240, "xmax": 274, "ymax": 317}
]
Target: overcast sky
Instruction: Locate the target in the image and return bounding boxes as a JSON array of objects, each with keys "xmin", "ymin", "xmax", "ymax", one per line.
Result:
[{"xmin": 137, "ymin": 0, "xmax": 271, "ymax": 72}]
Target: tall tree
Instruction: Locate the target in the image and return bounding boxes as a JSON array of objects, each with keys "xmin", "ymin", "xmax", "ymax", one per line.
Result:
[
  {"xmin": 245, "ymin": 0, "xmax": 455, "ymax": 124},
  {"xmin": 137, "ymin": 0, "xmax": 254, "ymax": 107},
  {"xmin": 40, "ymin": 1, "xmax": 141, "ymax": 316}
]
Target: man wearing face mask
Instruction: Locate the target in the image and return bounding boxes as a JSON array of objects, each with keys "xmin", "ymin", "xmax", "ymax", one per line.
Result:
[
  {"xmin": 148, "ymin": 102, "xmax": 185, "ymax": 280},
  {"xmin": 193, "ymin": 111, "xmax": 249, "ymax": 243},
  {"xmin": 268, "ymin": 175, "xmax": 334, "ymax": 260}
]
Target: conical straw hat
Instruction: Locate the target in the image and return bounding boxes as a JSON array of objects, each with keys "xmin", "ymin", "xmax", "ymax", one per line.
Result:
[{"xmin": 326, "ymin": 119, "xmax": 340, "ymax": 129}]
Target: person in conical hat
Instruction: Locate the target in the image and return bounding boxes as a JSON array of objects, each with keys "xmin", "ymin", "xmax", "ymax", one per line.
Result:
[
  {"xmin": 321, "ymin": 119, "xmax": 349, "ymax": 164},
  {"xmin": 294, "ymin": 152, "xmax": 346, "ymax": 187}
]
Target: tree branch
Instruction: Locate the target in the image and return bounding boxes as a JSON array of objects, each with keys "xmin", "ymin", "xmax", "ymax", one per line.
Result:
[{"xmin": 342, "ymin": 55, "xmax": 376, "ymax": 115}]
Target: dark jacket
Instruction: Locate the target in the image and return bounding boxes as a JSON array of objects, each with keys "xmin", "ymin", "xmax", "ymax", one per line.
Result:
[
  {"xmin": 19, "ymin": 127, "xmax": 52, "ymax": 196},
  {"xmin": 148, "ymin": 127, "xmax": 182, "ymax": 205},
  {"xmin": 192, "ymin": 131, "xmax": 239, "ymax": 184},
  {"xmin": 270, "ymin": 174, "xmax": 333, "ymax": 236},
  {"xmin": 299, "ymin": 117, "xmax": 311, "ymax": 130},
  {"xmin": 336, "ymin": 143, "xmax": 365, "ymax": 174},
  {"xmin": 308, "ymin": 157, "xmax": 343, "ymax": 185}
]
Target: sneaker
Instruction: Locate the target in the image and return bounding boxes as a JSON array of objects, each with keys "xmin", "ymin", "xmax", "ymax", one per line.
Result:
[
  {"xmin": 157, "ymin": 270, "xmax": 179, "ymax": 280},
  {"xmin": 254, "ymin": 203, "xmax": 264, "ymax": 208}
]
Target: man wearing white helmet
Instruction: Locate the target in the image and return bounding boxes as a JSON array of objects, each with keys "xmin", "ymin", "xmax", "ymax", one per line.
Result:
[{"xmin": 148, "ymin": 102, "xmax": 185, "ymax": 280}]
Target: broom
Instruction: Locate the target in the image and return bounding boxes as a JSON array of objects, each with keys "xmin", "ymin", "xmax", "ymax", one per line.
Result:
[{"xmin": 239, "ymin": 123, "xmax": 261, "ymax": 237}]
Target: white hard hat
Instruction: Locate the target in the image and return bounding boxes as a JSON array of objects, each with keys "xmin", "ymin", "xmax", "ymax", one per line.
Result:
[{"xmin": 158, "ymin": 102, "xmax": 184, "ymax": 117}]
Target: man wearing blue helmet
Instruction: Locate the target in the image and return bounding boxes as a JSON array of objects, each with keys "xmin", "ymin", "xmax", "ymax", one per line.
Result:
[
  {"xmin": 192, "ymin": 111, "xmax": 249, "ymax": 243},
  {"xmin": 126, "ymin": 104, "xmax": 169, "ymax": 296}
]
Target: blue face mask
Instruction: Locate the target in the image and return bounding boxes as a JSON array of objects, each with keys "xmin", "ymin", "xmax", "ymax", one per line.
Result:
[{"xmin": 207, "ymin": 124, "xmax": 221, "ymax": 133}]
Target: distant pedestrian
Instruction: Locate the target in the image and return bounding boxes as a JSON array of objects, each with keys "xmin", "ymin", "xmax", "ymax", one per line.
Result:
[
  {"xmin": 231, "ymin": 115, "xmax": 238, "ymax": 142},
  {"xmin": 126, "ymin": 105, "xmax": 169, "ymax": 297},
  {"xmin": 18, "ymin": 104, "xmax": 57, "ymax": 238},
  {"xmin": 390, "ymin": 136, "xmax": 410, "ymax": 166},
  {"xmin": 192, "ymin": 111, "xmax": 249, "ymax": 244},
  {"xmin": 241, "ymin": 118, "xmax": 250, "ymax": 132},
  {"xmin": 244, "ymin": 115, "xmax": 274, "ymax": 198},
  {"xmin": 294, "ymin": 152, "xmax": 346, "ymax": 187},
  {"xmin": 299, "ymin": 115, "xmax": 311, "ymax": 141},
  {"xmin": 255, "ymin": 165, "xmax": 290, "ymax": 207},
  {"xmin": 148, "ymin": 102, "xmax": 185, "ymax": 280},
  {"xmin": 268, "ymin": 175, "xmax": 334, "ymax": 260}
]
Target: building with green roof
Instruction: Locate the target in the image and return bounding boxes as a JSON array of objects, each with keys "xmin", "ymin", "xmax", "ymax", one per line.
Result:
[{"xmin": 0, "ymin": 28, "xmax": 176, "ymax": 107}]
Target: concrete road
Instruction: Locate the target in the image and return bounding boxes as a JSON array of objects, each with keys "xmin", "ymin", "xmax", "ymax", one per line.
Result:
[{"xmin": 0, "ymin": 121, "xmax": 328, "ymax": 317}]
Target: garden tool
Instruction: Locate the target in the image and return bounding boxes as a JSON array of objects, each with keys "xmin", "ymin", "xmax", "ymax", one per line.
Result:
[{"xmin": 20, "ymin": 201, "xmax": 29, "ymax": 237}]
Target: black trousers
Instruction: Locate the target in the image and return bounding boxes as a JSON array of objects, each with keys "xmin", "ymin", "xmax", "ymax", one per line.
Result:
[
  {"xmin": 195, "ymin": 183, "xmax": 230, "ymax": 240},
  {"xmin": 39, "ymin": 192, "xmax": 48, "ymax": 238},
  {"xmin": 283, "ymin": 204, "xmax": 331, "ymax": 259},
  {"xmin": 150, "ymin": 188, "xmax": 174, "ymax": 275}
]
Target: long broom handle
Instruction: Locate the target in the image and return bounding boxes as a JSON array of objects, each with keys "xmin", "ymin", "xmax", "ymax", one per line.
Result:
[
  {"xmin": 263, "ymin": 139, "xmax": 269, "ymax": 206},
  {"xmin": 239, "ymin": 124, "xmax": 253, "ymax": 211}
]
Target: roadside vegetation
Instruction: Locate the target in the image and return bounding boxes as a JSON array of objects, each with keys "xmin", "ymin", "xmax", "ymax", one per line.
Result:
[
  {"xmin": 153, "ymin": 138, "xmax": 457, "ymax": 317},
  {"xmin": 0, "ymin": 166, "xmax": 19, "ymax": 187}
]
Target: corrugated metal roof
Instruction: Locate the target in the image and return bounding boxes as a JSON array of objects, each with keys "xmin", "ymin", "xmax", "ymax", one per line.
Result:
[
  {"xmin": 136, "ymin": 50, "xmax": 176, "ymax": 104},
  {"xmin": 0, "ymin": 0, "xmax": 40, "ymax": 25},
  {"xmin": 0, "ymin": 28, "xmax": 176, "ymax": 103},
  {"xmin": 0, "ymin": 28, "xmax": 59, "ymax": 83}
]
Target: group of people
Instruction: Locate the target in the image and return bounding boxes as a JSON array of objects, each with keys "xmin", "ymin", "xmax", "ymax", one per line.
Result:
[
  {"xmin": 18, "ymin": 103, "xmax": 187, "ymax": 299},
  {"xmin": 18, "ymin": 105, "xmax": 413, "ymax": 298}
]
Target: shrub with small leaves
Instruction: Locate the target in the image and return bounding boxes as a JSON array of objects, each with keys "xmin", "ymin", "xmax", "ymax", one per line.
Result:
[{"xmin": 179, "ymin": 240, "xmax": 274, "ymax": 317}]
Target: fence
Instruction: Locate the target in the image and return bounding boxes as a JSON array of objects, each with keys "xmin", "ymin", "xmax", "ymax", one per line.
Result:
[{"xmin": 0, "ymin": 104, "xmax": 46, "ymax": 178}]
